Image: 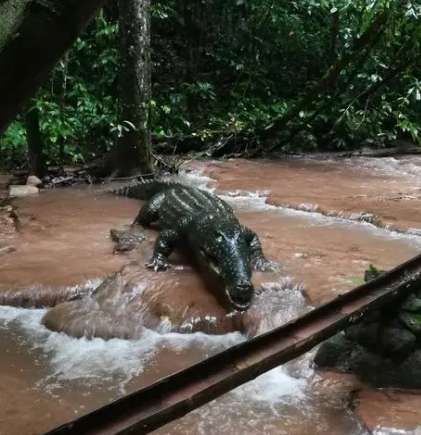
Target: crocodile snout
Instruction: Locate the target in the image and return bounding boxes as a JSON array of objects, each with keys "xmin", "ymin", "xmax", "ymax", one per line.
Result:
[{"xmin": 225, "ymin": 281, "xmax": 254, "ymax": 312}]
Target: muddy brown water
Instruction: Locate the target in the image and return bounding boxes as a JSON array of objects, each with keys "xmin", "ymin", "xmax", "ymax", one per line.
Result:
[{"xmin": 1, "ymin": 157, "xmax": 421, "ymax": 435}]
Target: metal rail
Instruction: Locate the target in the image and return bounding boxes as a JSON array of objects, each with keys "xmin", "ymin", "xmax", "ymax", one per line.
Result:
[{"xmin": 43, "ymin": 251, "xmax": 421, "ymax": 435}]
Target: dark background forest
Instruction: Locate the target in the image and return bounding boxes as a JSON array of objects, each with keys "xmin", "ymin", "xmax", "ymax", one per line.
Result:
[{"xmin": 1, "ymin": 0, "xmax": 421, "ymax": 172}]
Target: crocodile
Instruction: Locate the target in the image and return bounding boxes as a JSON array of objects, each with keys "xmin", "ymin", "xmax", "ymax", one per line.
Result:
[{"xmin": 110, "ymin": 179, "xmax": 277, "ymax": 311}]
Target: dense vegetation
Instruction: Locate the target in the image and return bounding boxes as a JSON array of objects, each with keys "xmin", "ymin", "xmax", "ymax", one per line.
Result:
[{"xmin": 1, "ymin": 0, "xmax": 421, "ymax": 169}]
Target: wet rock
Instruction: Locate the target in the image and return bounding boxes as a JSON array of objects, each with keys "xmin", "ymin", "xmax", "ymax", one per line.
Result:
[
  {"xmin": 345, "ymin": 323, "xmax": 416, "ymax": 356},
  {"xmin": 315, "ymin": 334, "xmax": 421, "ymax": 389},
  {"xmin": 344, "ymin": 323, "xmax": 381, "ymax": 350},
  {"xmin": 9, "ymin": 185, "xmax": 39, "ymax": 197},
  {"xmin": 314, "ymin": 265, "xmax": 421, "ymax": 389},
  {"xmin": 352, "ymin": 349, "xmax": 421, "ymax": 389},
  {"xmin": 0, "ymin": 282, "xmax": 97, "ymax": 308},
  {"xmin": 313, "ymin": 333, "xmax": 354, "ymax": 371},
  {"xmin": 42, "ymin": 299, "xmax": 145, "ymax": 340},
  {"xmin": 41, "ymin": 262, "xmax": 264, "ymax": 340},
  {"xmin": 400, "ymin": 293, "xmax": 421, "ymax": 313},
  {"xmin": 399, "ymin": 311, "xmax": 421, "ymax": 334},
  {"xmin": 109, "ymin": 228, "xmax": 146, "ymax": 253},
  {"xmin": 380, "ymin": 327, "xmax": 417, "ymax": 354},
  {"xmin": 26, "ymin": 175, "xmax": 42, "ymax": 187}
]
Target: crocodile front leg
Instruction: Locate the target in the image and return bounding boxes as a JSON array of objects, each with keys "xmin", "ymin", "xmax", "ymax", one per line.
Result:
[
  {"xmin": 132, "ymin": 192, "xmax": 165, "ymax": 227},
  {"xmin": 242, "ymin": 226, "xmax": 277, "ymax": 272},
  {"xmin": 146, "ymin": 229, "xmax": 180, "ymax": 271}
]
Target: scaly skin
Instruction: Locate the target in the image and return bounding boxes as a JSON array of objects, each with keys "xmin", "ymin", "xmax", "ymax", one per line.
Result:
[{"xmin": 110, "ymin": 179, "xmax": 276, "ymax": 311}]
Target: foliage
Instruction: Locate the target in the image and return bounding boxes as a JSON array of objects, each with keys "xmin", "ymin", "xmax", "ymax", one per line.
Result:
[
  {"xmin": 1, "ymin": 9, "xmax": 119, "ymax": 165},
  {"xmin": 2, "ymin": 0, "xmax": 421, "ymax": 166}
]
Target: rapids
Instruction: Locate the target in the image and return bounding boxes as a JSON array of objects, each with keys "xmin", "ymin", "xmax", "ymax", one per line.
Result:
[{"xmin": 2, "ymin": 156, "xmax": 421, "ymax": 434}]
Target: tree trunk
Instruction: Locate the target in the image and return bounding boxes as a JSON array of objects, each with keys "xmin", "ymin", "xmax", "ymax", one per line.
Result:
[
  {"xmin": 58, "ymin": 51, "xmax": 69, "ymax": 165},
  {"xmin": 24, "ymin": 98, "xmax": 46, "ymax": 177},
  {"xmin": 106, "ymin": 0, "xmax": 153, "ymax": 177},
  {"xmin": 330, "ymin": 10, "xmax": 340, "ymax": 64},
  {"xmin": 0, "ymin": 0, "xmax": 107, "ymax": 138}
]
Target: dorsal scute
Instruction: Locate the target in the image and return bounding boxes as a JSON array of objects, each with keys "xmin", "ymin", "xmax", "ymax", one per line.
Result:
[{"xmin": 109, "ymin": 178, "xmax": 189, "ymax": 200}]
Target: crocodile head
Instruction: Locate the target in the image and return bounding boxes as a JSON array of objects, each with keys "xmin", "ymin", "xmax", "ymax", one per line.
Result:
[{"xmin": 193, "ymin": 218, "xmax": 254, "ymax": 312}]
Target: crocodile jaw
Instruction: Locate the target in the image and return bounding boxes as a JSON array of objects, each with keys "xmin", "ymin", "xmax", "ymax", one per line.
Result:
[
  {"xmin": 197, "ymin": 248, "xmax": 253, "ymax": 311},
  {"xmin": 225, "ymin": 288, "xmax": 252, "ymax": 311}
]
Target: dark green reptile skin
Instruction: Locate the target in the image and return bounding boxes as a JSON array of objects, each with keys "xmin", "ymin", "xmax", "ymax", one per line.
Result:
[{"xmin": 110, "ymin": 179, "xmax": 275, "ymax": 311}]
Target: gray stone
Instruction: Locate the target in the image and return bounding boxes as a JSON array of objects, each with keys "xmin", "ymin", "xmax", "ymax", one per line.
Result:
[
  {"xmin": 381, "ymin": 326, "xmax": 416, "ymax": 355},
  {"xmin": 400, "ymin": 293, "xmax": 421, "ymax": 313},
  {"xmin": 315, "ymin": 335, "xmax": 421, "ymax": 389},
  {"xmin": 26, "ymin": 175, "xmax": 42, "ymax": 187},
  {"xmin": 9, "ymin": 185, "xmax": 39, "ymax": 197},
  {"xmin": 351, "ymin": 349, "xmax": 421, "ymax": 389},
  {"xmin": 399, "ymin": 311, "xmax": 421, "ymax": 334},
  {"xmin": 345, "ymin": 323, "xmax": 415, "ymax": 356},
  {"xmin": 345, "ymin": 323, "xmax": 380, "ymax": 348},
  {"xmin": 314, "ymin": 333, "xmax": 354, "ymax": 371}
]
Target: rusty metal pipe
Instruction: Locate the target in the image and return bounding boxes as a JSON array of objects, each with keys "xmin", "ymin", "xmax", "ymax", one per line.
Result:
[{"xmin": 42, "ymin": 252, "xmax": 421, "ymax": 435}]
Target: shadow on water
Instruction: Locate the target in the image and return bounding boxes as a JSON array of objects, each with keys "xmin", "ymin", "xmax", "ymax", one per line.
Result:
[{"xmin": 2, "ymin": 157, "xmax": 421, "ymax": 434}]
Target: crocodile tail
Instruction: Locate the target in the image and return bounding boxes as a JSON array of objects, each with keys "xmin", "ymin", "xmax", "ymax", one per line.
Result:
[{"xmin": 110, "ymin": 179, "xmax": 183, "ymax": 200}]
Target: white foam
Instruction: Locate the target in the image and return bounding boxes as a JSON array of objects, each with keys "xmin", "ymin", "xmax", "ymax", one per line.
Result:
[
  {"xmin": 373, "ymin": 428, "xmax": 421, "ymax": 435},
  {"xmin": 0, "ymin": 284, "xmax": 362, "ymax": 434},
  {"xmin": 354, "ymin": 156, "xmax": 421, "ymax": 180},
  {"xmin": 231, "ymin": 366, "xmax": 307, "ymax": 404},
  {"xmin": 169, "ymin": 168, "xmax": 213, "ymax": 190},
  {"xmin": 0, "ymin": 304, "xmax": 245, "ymax": 389},
  {"xmin": 255, "ymin": 278, "xmax": 309, "ymax": 333},
  {"xmin": 0, "ymin": 277, "xmax": 310, "ymax": 395}
]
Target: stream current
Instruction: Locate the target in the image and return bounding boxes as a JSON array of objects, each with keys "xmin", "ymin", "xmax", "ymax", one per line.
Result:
[{"xmin": 1, "ymin": 157, "xmax": 421, "ymax": 434}]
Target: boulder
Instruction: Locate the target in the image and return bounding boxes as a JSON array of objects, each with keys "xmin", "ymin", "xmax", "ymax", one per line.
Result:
[
  {"xmin": 345, "ymin": 323, "xmax": 416, "ymax": 356},
  {"xmin": 314, "ymin": 265, "xmax": 421, "ymax": 389},
  {"xmin": 399, "ymin": 312, "xmax": 421, "ymax": 334},
  {"xmin": 313, "ymin": 333, "xmax": 355, "ymax": 371},
  {"xmin": 26, "ymin": 175, "xmax": 42, "ymax": 187},
  {"xmin": 315, "ymin": 334, "xmax": 421, "ymax": 389},
  {"xmin": 9, "ymin": 185, "xmax": 39, "ymax": 197},
  {"xmin": 400, "ymin": 293, "xmax": 421, "ymax": 313}
]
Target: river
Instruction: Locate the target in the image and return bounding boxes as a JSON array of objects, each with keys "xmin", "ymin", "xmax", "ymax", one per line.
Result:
[{"xmin": 1, "ymin": 156, "xmax": 421, "ymax": 435}]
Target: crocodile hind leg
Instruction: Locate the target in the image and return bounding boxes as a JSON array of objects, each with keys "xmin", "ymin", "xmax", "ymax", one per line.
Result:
[
  {"xmin": 242, "ymin": 226, "xmax": 277, "ymax": 272},
  {"xmin": 146, "ymin": 229, "xmax": 181, "ymax": 271},
  {"xmin": 131, "ymin": 192, "xmax": 165, "ymax": 227}
]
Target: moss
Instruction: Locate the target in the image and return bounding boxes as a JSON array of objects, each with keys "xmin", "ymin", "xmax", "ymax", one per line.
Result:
[
  {"xmin": 401, "ymin": 293, "xmax": 421, "ymax": 313},
  {"xmin": 399, "ymin": 312, "xmax": 421, "ymax": 334}
]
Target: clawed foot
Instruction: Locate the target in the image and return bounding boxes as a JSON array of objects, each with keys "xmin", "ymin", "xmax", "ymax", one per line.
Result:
[
  {"xmin": 251, "ymin": 257, "xmax": 278, "ymax": 272},
  {"xmin": 146, "ymin": 255, "xmax": 171, "ymax": 272}
]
